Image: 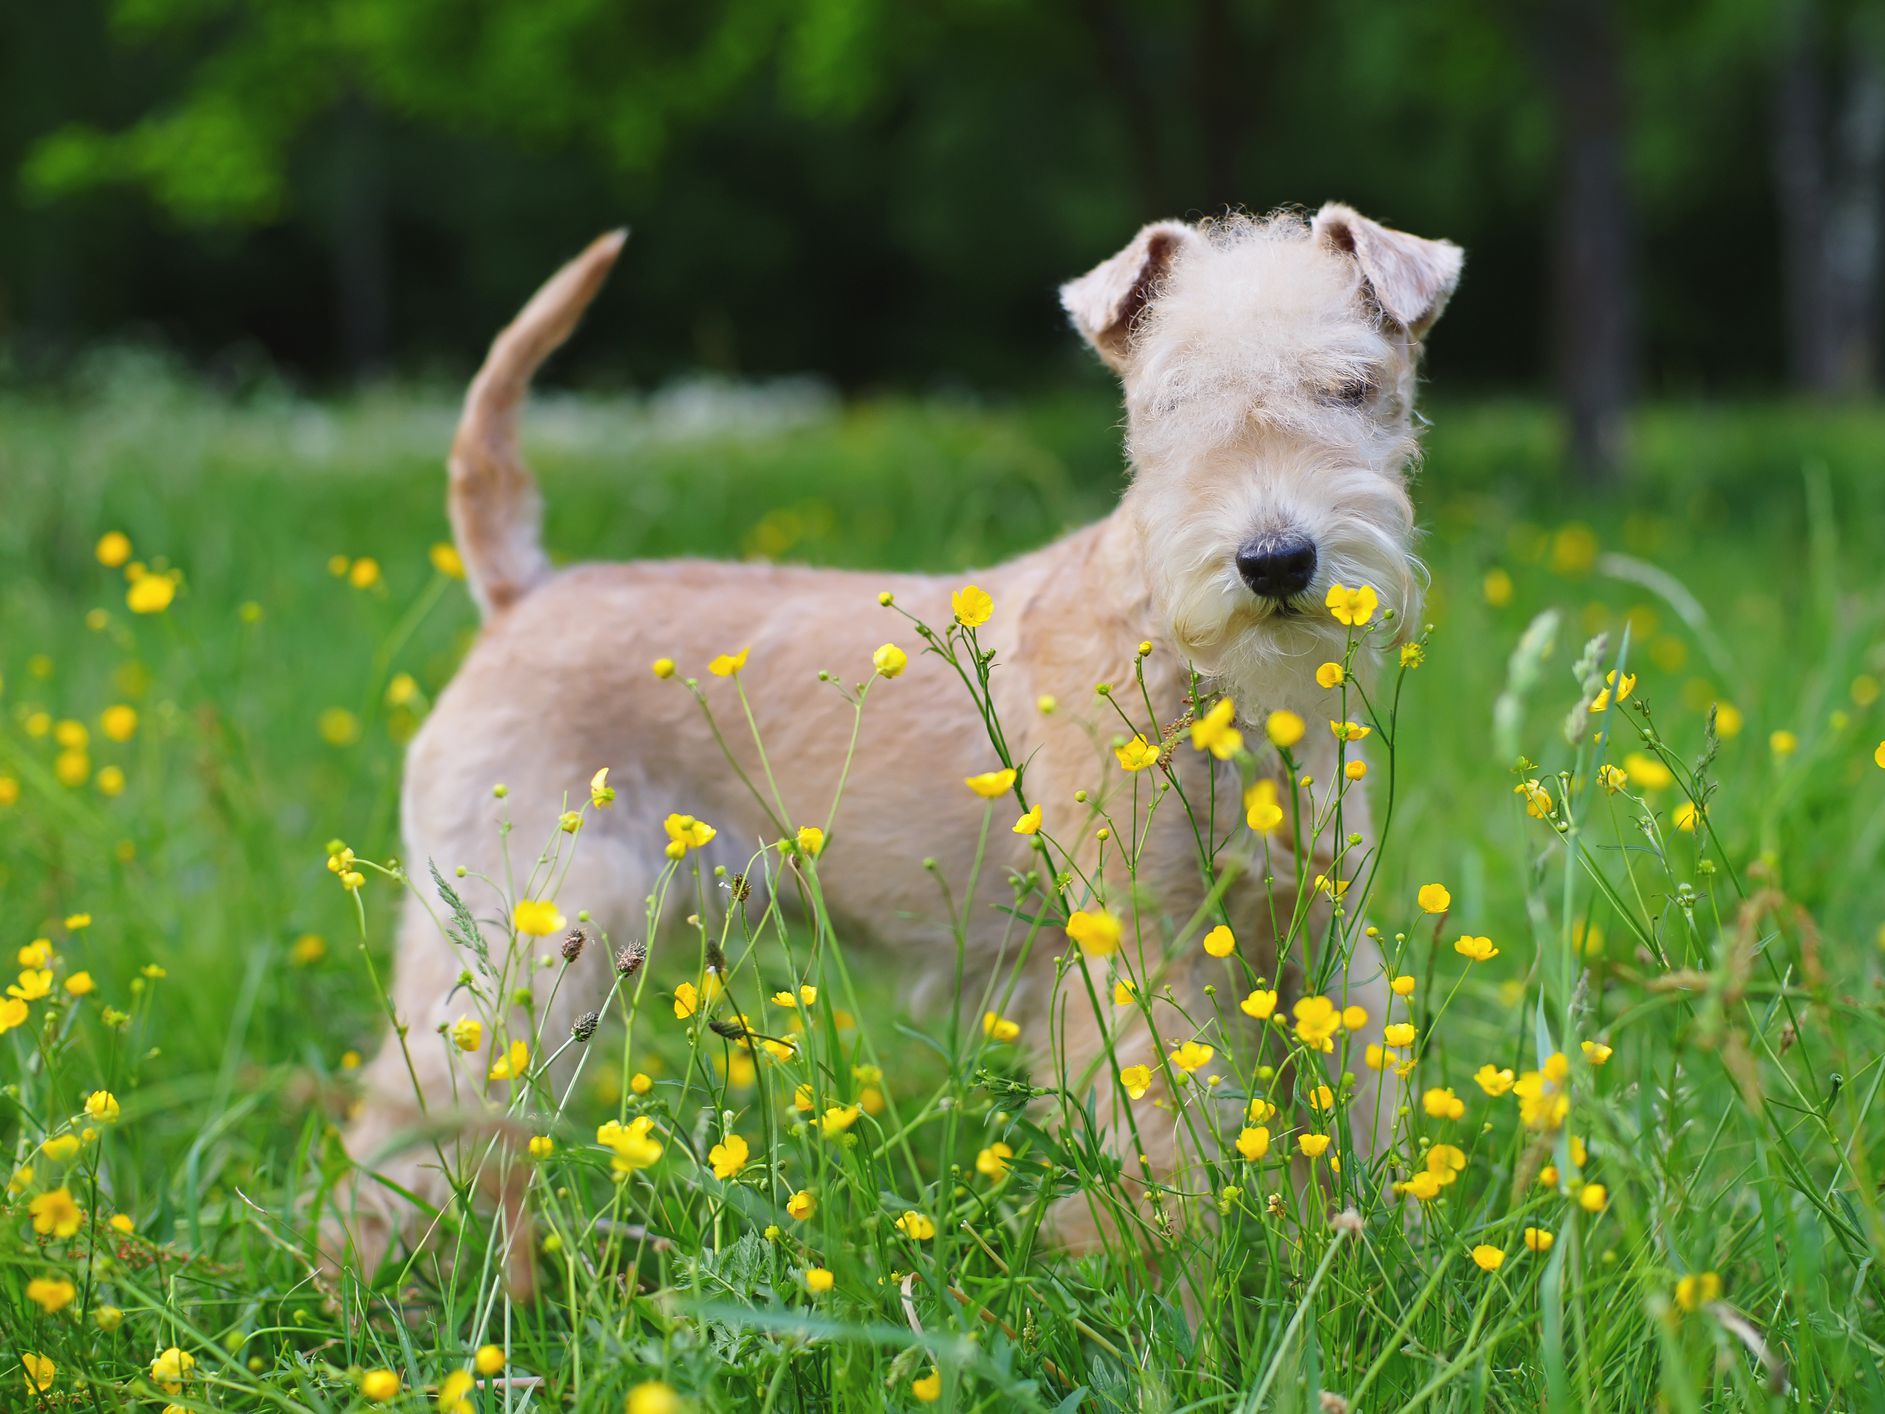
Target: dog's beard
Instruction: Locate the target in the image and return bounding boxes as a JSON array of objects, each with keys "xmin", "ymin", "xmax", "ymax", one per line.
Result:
[{"xmin": 1143, "ymin": 494, "xmax": 1421, "ymax": 712}]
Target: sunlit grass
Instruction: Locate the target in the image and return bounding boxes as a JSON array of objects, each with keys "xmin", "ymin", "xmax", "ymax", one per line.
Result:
[{"xmin": 2, "ymin": 369, "xmax": 1884, "ymax": 1409}]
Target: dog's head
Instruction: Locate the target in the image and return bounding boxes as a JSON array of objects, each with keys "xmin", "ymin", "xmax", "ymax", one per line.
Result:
[{"xmin": 1062, "ymin": 205, "xmax": 1460, "ymax": 697}]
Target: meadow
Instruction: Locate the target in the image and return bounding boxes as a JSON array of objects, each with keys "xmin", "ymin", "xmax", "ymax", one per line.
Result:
[{"xmin": 3, "ymin": 354, "xmax": 1884, "ymax": 1411}]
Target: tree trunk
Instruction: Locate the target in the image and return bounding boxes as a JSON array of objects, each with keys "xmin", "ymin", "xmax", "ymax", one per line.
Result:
[
  {"xmin": 1773, "ymin": 4, "xmax": 1838, "ymax": 393},
  {"xmin": 1824, "ymin": 46, "xmax": 1885, "ymax": 395},
  {"xmin": 1539, "ymin": 0, "xmax": 1635, "ymax": 486},
  {"xmin": 330, "ymin": 98, "xmax": 391, "ymax": 381}
]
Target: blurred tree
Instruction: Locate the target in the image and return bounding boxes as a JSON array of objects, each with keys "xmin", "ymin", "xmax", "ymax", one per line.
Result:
[
  {"xmin": 0, "ymin": 0, "xmax": 1845, "ymax": 434},
  {"xmin": 1773, "ymin": 0, "xmax": 1885, "ymax": 398}
]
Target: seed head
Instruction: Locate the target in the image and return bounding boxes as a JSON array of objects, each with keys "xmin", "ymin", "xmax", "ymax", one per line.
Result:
[
  {"xmin": 560, "ymin": 928, "xmax": 586, "ymax": 963},
  {"xmin": 614, "ymin": 940, "xmax": 646, "ymax": 978},
  {"xmin": 572, "ymin": 1010, "xmax": 599, "ymax": 1043}
]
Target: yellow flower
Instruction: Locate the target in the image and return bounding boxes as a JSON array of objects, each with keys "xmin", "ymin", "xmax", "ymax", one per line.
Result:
[
  {"xmin": 22, "ymin": 1352, "xmax": 55, "ymax": 1392},
  {"xmin": 27, "ymin": 1276, "xmax": 76, "ymax": 1313},
  {"xmin": 1395, "ymin": 1169, "xmax": 1443, "ymax": 1201},
  {"xmin": 895, "ymin": 1210, "xmax": 936, "ymax": 1240},
  {"xmin": 1673, "ymin": 801, "xmax": 1703, "ymax": 832},
  {"xmin": 100, "ymin": 705, "xmax": 138, "ymax": 742},
  {"xmin": 1202, "ymin": 925, "xmax": 1235, "ymax": 958},
  {"xmin": 1454, "ymin": 934, "xmax": 1499, "ymax": 962},
  {"xmin": 93, "ymin": 1306, "xmax": 123, "ymax": 1332},
  {"xmin": 1329, "ymin": 719, "xmax": 1371, "ymax": 743},
  {"xmin": 796, "ymin": 825, "xmax": 825, "ymax": 857},
  {"xmin": 1119, "ymin": 1064, "xmax": 1152, "ymax": 1100},
  {"xmin": 1391, "ymin": 974, "xmax": 1415, "ymax": 998},
  {"xmin": 1475, "ymin": 1065, "xmax": 1515, "ymax": 1097},
  {"xmin": 1400, "ymin": 642, "xmax": 1425, "ymax": 668},
  {"xmin": 982, "ymin": 1011, "xmax": 1020, "ymax": 1043},
  {"xmin": 361, "ymin": 1368, "xmax": 400, "ymax": 1402},
  {"xmin": 1417, "ymin": 883, "xmax": 1452, "ymax": 914},
  {"xmin": 450, "ymin": 1017, "xmax": 482, "ymax": 1052},
  {"xmin": 1470, "ymin": 1244, "xmax": 1505, "ymax": 1272},
  {"xmin": 1597, "ymin": 763, "xmax": 1628, "ymax": 793},
  {"xmin": 787, "ymin": 1189, "xmax": 815, "ymax": 1219},
  {"xmin": 819, "ymin": 1105, "xmax": 861, "ymax": 1139},
  {"xmin": 487, "ymin": 1040, "xmax": 529, "ymax": 1081},
  {"xmin": 976, "ymin": 1142, "xmax": 1013, "ymax": 1178},
  {"xmin": 674, "ymin": 981, "xmax": 703, "ymax": 1018},
  {"xmin": 527, "ymin": 1135, "xmax": 554, "ymax": 1159},
  {"xmin": 109, "ymin": 1213, "xmax": 134, "ymax": 1235},
  {"xmin": 773, "ymin": 985, "xmax": 817, "ymax": 1008},
  {"xmin": 1579, "ymin": 1183, "xmax": 1608, "ymax": 1213},
  {"xmin": 597, "ymin": 1115, "xmax": 664, "ymax": 1174},
  {"xmin": 1769, "ymin": 729, "xmax": 1797, "ymax": 757},
  {"xmin": 951, "ymin": 584, "xmax": 993, "ymax": 627},
  {"xmin": 1306, "ymin": 1084, "xmax": 1337, "ymax": 1111},
  {"xmin": 9, "ymin": 969, "xmax": 50, "ymax": 1002},
  {"xmin": 63, "ymin": 971, "xmax": 95, "ymax": 997},
  {"xmin": 1715, "ymin": 703, "xmax": 1744, "ymax": 737},
  {"xmin": 1240, "ymin": 988, "xmax": 1277, "ymax": 1020},
  {"xmin": 964, "ymin": 768, "xmax": 1017, "ymax": 798},
  {"xmin": 1345, "ymin": 760, "xmax": 1368, "ymax": 781},
  {"xmin": 1483, "ymin": 566, "xmax": 1514, "ymax": 606},
  {"xmin": 1190, "ymin": 698, "xmax": 1243, "ymax": 759},
  {"xmin": 709, "ymin": 1132, "xmax": 750, "ymax": 1180},
  {"xmin": 805, "ymin": 1266, "xmax": 835, "ymax": 1293},
  {"xmin": 348, "ymin": 557, "xmax": 381, "ymax": 590},
  {"xmin": 1326, "ymin": 583, "xmax": 1379, "ymax": 626},
  {"xmin": 1114, "ymin": 735, "xmax": 1160, "ymax": 771},
  {"xmin": 1588, "ymin": 670, "xmax": 1636, "ymax": 712},
  {"xmin": 1341, "ymin": 1004, "xmax": 1367, "ymax": 1030},
  {"xmin": 624, "ymin": 1383, "xmax": 682, "ymax": 1414},
  {"xmin": 430, "ymin": 542, "xmax": 465, "ymax": 578},
  {"xmin": 41, "ymin": 1134, "xmax": 80, "ymax": 1162},
  {"xmin": 873, "ymin": 643, "xmax": 908, "ymax": 678},
  {"xmin": 913, "ymin": 1368, "xmax": 943, "ymax": 1403},
  {"xmin": 1581, "ymin": 1040, "xmax": 1613, "ymax": 1066},
  {"xmin": 1225, "ymin": 1123, "xmax": 1270, "ymax": 1163},
  {"xmin": 1514, "ymin": 1052, "xmax": 1571, "ymax": 1131},
  {"xmin": 28, "ymin": 1187, "xmax": 82, "ymax": 1237},
  {"xmin": 1292, "ymin": 996, "xmax": 1341, "ymax": 1052},
  {"xmin": 150, "ymin": 1347, "xmax": 196, "ymax": 1394},
  {"xmin": 1265, "ymin": 709, "xmax": 1306, "ymax": 749},
  {"xmin": 652, "ymin": 657, "xmax": 676, "ymax": 679},
  {"xmin": 1623, "ymin": 751, "xmax": 1673, "ymax": 791},
  {"xmin": 1298, "ymin": 1133, "xmax": 1331, "ymax": 1158},
  {"xmin": 663, "ymin": 812, "xmax": 717, "ymax": 857},
  {"xmin": 1245, "ymin": 777, "xmax": 1284, "ymax": 832},
  {"xmin": 1112, "ymin": 978, "xmax": 1137, "ymax": 1006},
  {"xmin": 1427, "ymin": 1144, "xmax": 1467, "ymax": 1185},
  {"xmin": 1674, "ymin": 1271, "xmax": 1721, "ymax": 1312},
  {"xmin": 440, "ymin": 1369, "xmax": 476, "ymax": 1413},
  {"xmin": 1168, "ymin": 1040, "xmax": 1215, "ymax": 1073},
  {"xmin": 85, "ymin": 1090, "xmax": 120, "ymax": 1123},
  {"xmin": 1315, "ymin": 661, "xmax": 1345, "ymax": 689},
  {"xmin": 512, "ymin": 899, "xmax": 566, "ymax": 936},
  {"xmin": 1422, "ymin": 1087, "xmax": 1465, "ymax": 1121},
  {"xmin": 1012, "ymin": 804, "xmax": 1042, "ymax": 836},
  {"xmin": 126, "ymin": 572, "xmax": 177, "ymax": 614},
  {"xmin": 1514, "ymin": 779, "xmax": 1554, "ymax": 818},
  {"xmin": 1524, "ymin": 1226, "xmax": 1555, "ymax": 1253},
  {"xmin": 708, "ymin": 647, "xmax": 750, "ymax": 677},
  {"xmin": 589, "ymin": 767, "xmax": 615, "ymax": 809},
  {"xmin": 631, "ymin": 1071, "xmax": 653, "ymax": 1095},
  {"xmin": 97, "ymin": 530, "xmax": 132, "ymax": 566},
  {"xmin": 1065, "ymin": 909, "xmax": 1121, "ymax": 957}
]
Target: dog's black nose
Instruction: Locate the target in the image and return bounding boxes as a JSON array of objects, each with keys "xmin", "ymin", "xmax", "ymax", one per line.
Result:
[{"xmin": 1236, "ymin": 534, "xmax": 1318, "ymax": 601}]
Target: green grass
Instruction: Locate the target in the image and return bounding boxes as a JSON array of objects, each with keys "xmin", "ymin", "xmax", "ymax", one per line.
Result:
[{"xmin": 3, "ymin": 363, "xmax": 1884, "ymax": 1410}]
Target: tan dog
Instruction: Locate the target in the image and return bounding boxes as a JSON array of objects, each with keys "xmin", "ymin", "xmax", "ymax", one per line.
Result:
[{"xmin": 335, "ymin": 206, "xmax": 1461, "ymax": 1274}]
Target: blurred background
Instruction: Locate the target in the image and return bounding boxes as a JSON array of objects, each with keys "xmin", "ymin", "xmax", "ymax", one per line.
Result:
[{"xmin": 3, "ymin": 0, "xmax": 1884, "ymax": 483}]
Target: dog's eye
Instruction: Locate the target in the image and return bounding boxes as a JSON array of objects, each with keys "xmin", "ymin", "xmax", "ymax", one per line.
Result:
[{"xmin": 1325, "ymin": 377, "xmax": 1374, "ymax": 407}]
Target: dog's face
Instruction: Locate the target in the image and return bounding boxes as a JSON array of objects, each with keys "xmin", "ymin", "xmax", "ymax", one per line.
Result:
[{"xmin": 1062, "ymin": 206, "xmax": 1461, "ymax": 697}]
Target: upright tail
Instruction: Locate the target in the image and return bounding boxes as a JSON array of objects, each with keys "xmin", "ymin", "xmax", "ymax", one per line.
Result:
[{"xmin": 449, "ymin": 229, "xmax": 628, "ymax": 617}]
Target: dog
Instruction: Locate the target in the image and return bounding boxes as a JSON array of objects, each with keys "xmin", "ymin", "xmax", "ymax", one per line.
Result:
[{"xmin": 333, "ymin": 205, "xmax": 1461, "ymax": 1279}]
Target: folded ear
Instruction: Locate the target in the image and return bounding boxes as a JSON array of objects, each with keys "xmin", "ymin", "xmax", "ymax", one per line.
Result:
[
  {"xmin": 1059, "ymin": 220, "xmax": 1202, "ymax": 372},
  {"xmin": 1312, "ymin": 203, "xmax": 1463, "ymax": 336}
]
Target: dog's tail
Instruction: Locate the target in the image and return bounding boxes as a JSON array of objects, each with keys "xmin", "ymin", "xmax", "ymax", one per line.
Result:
[{"xmin": 449, "ymin": 229, "xmax": 627, "ymax": 617}]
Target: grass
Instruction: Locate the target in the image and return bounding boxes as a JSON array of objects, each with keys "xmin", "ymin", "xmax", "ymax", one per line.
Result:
[{"xmin": 2, "ymin": 358, "xmax": 1884, "ymax": 1411}]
